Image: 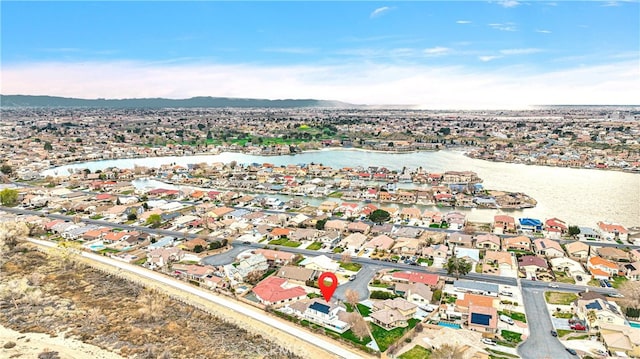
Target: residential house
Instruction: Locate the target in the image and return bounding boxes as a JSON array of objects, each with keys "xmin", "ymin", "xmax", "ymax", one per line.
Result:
[
  {"xmin": 518, "ymin": 218, "xmax": 543, "ymax": 233},
  {"xmin": 340, "ymin": 233, "xmax": 368, "ymax": 253},
  {"xmin": 347, "ymin": 221, "xmax": 371, "ymax": 234},
  {"xmin": 596, "ymin": 246, "xmax": 630, "ymax": 262},
  {"xmin": 599, "ymin": 323, "xmax": 640, "ymax": 356},
  {"xmin": 622, "ymin": 262, "xmax": 640, "ymax": 281},
  {"xmin": 268, "ymin": 227, "xmax": 291, "ymax": 240},
  {"xmin": 324, "ymin": 219, "xmax": 348, "ymax": 233},
  {"xmin": 394, "ymin": 227, "xmax": 423, "ymax": 239},
  {"xmin": 318, "ymin": 201, "xmax": 339, "ymax": 213},
  {"xmin": 370, "ymin": 298, "xmax": 418, "ymax": 330},
  {"xmin": 289, "ymin": 228, "xmax": 320, "ymax": 242},
  {"xmin": 578, "ymin": 227, "xmax": 602, "ymax": 241},
  {"xmin": 317, "ymin": 230, "xmax": 341, "ymax": 247},
  {"xmin": 396, "ymin": 282, "xmax": 433, "ymax": 307},
  {"xmin": 452, "ymin": 280, "xmax": 499, "ymax": 297},
  {"xmin": 475, "ymin": 234, "xmax": 501, "ymax": 251},
  {"xmin": 391, "ymin": 237, "xmax": 423, "ymax": 255},
  {"xmin": 421, "ymin": 244, "xmax": 449, "ymax": 267},
  {"xmin": 544, "ymin": 218, "xmax": 568, "ymax": 239},
  {"xmin": 468, "ymin": 305, "xmax": 499, "ymax": 334},
  {"xmin": 597, "ymin": 221, "xmax": 629, "ymax": 242},
  {"xmin": 503, "ymin": 236, "xmax": 532, "ymax": 251},
  {"xmin": 483, "ymin": 251, "xmax": 517, "ymax": 277},
  {"xmin": 550, "ymin": 257, "xmax": 589, "ymax": 279},
  {"xmin": 587, "ymin": 256, "xmax": 619, "ymax": 279},
  {"xmin": 181, "ymin": 237, "xmax": 208, "ymax": 252},
  {"xmin": 447, "ymin": 233, "xmax": 475, "ymax": 248},
  {"xmin": 276, "ymin": 266, "xmax": 317, "ymax": 284},
  {"xmin": 574, "ymin": 297, "xmax": 626, "ymax": 328},
  {"xmin": 493, "ymin": 215, "xmax": 516, "ymax": 234},
  {"xmin": 400, "ymin": 207, "xmax": 422, "ymax": 221},
  {"xmin": 363, "ymin": 234, "xmax": 395, "ymax": 252},
  {"xmin": 254, "ymin": 249, "xmax": 296, "ymax": 266},
  {"xmin": 390, "ymin": 271, "xmax": 440, "ymax": 288},
  {"xmin": 518, "ymin": 255, "xmax": 549, "ymax": 279},
  {"xmin": 533, "ymin": 238, "xmax": 566, "ymax": 258},
  {"xmin": 455, "ymin": 247, "xmax": 481, "ymax": 265},
  {"xmin": 565, "ymin": 241, "xmax": 591, "ymax": 260},
  {"xmin": 287, "ymin": 299, "xmax": 350, "ymax": 334},
  {"xmin": 146, "ymin": 247, "xmax": 184, "ymax": 269},
  {"xmin": 445, "ymin": 212, "xmax": 466, "ymax": 231},
  {"xmin": 252, "ymin": 277, "xmax": 307, "ymax": 307},
  {"xmin": 300, "ymin": 254, "xmax": 340, "ymax": 273}
]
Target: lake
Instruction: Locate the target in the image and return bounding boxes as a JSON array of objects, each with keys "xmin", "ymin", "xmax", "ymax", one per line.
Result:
[{"xmin": 42, "ymin": 149, "xmax": 640, "ymax": 228}]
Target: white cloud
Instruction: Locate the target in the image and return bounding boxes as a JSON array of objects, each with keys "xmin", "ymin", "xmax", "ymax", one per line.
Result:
[
  {"xmin": 423, "ymin": 47, "xmax": 451, "ymax": 56},
  {"xmin": 499, "ymin": 48, "xmax": 543, "ymax": 55},
  {"xmin": 3, "ymin": 60, "xmax": 638, "ymax": 109},
  {"xmin": 488, "ymin": 23, "xmax": 517, "ymax": 32},
  {"xmin": 496, "ymin": 0, "xmax": 521, "ymax": 8},
  {"xmin": 479, "ymin": 55, "xmax": 503, "ymax": 62},
  {"xmin": 370, "ymin": 6, "xmax": 391, "ymax": 18},
  {"xmin": 456, "ymin": 20, "xmax": 472, "ymax": 24},
  {"xmin": 536, "ymin": 29, "xmax": 552, "ymax": 34}
]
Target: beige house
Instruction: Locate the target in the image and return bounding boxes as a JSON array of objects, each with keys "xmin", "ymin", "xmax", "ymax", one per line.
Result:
[
  {"xmin": 370, "ymin": 298, "xmax": 417, "ymax": 330},
  {"xmin": 475, "ymin": 233, "xmax": 501, "ymax": 250},
  {"xmin": 503, "ymin": 236, "xmax": 531, "ymax": 251},
  {"xmin": 565, "ymin": 241, "xmax": 591, "ymax": 259}
]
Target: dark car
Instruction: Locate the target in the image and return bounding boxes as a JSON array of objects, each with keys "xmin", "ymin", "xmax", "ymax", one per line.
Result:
[
  {"xmin": 576, "ymin": 275, "xmax": 583, "ymax": 281},
  {"xmin": 566, "ymin": 348, "xmax": 577, "ymax": 355},
  {"xmin": 550, "ymin": 330, "xmax": 558, "ymax": 337},
  {"xmin": 604, "ymin": 279, "xmax": 613, "ymax": 287},
  {"xmin": 600, "ymin": 279, "xmax": 607, "ymax": 287}
]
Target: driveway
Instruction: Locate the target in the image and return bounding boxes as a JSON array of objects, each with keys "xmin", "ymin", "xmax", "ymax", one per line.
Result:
[
  {"xmin": 334, "ymin": 264, "xmax": 382, "ymax": 302},
  {"xmin": 518, "ymin": 287, "xmax": 576, "ymax": 359}
]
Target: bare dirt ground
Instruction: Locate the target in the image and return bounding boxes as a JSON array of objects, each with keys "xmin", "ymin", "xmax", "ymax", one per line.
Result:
[{"xmin": 0, "ymin": 246, "xmax": 302, "ymax": 359}]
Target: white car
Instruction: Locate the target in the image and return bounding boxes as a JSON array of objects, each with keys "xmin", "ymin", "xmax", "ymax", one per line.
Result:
[
  {"xmin": 549, "ymin": 283, "xmax": 560, "ymax": 288},
  {"xmin": 481, "ymin": 338, "xmax": 497, "ymax": 346}
]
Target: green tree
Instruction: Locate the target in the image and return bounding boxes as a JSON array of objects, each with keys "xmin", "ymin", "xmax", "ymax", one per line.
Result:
[
  {"xmin": 43, "ymin": 142, "xmax": 53, "ymax": 151},
  {"xmin": 568, "ymin": 225, "xmax": 581, "ymax": 236},
  {"xmin": 0, "ymin": 164, "xmax": 12, "ymax": 175},
  {"xmin": 368, "ymin": 209, "xmax": 390, "ymax": 224},
  {"xmin": 146, "ymin": 214, "xmax": 162, "ymax": 227},
  {"xmin": 127, "ymin": 213, "xmax": 137, "ymax": 221},
  {"xmin": 446, "ymin": 256, "xmax": 472, "ymax": 280},
  {"xmin": 193, "ymin": 244, "xmax": 204, "ymax": 253},
  {"xmin": 0, "ymin": 188, "xmax": 19, "ymax": 206},
  {"xmin": 315, "ymin": 218, "xmax": 327, "ymax": 230}
]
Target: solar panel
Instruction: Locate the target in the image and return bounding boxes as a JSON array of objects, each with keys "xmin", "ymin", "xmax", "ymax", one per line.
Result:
[{"xmin": 471, "ymin": 313, "xmax": 491, "ymax": 326}]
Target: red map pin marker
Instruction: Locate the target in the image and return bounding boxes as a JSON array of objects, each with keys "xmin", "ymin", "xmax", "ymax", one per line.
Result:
[{"xmin": 318, "ymin": 272, "xmax": 338, "ymax": 303}]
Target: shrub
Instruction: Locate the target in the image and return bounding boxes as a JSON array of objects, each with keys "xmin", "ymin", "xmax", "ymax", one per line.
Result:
[{"xmin": 3, "ymin": 341, "xmax": 16, "ymax": 349}]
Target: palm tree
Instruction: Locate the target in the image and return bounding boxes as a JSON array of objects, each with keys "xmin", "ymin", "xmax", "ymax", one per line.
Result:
[
  {"xmin": 431, "ymin": 344, "xmax": 465, "ymax": 359},
  {"xmin": 586, "ymin": 309, "xmax": 598, "ymax": 332},
  {"xmin": 446, "ymin": 256, "xmax": 472, "ymax": 280}
]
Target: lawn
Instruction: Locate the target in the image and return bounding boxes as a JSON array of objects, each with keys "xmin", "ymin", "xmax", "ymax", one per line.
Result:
[
  {"xmin": 545, "ymin": 291, "xmax": 578, "ymax": 305},
  {"xmin": 417, "ymin": 258, "xmax": 433, "ymax": 266},
  {"xmin": 612, "ymin": 275, "xmax": 628, "ymax": 289},
  {"xmin": 500, "ymin": 330, "xmax": 523, "ymax": 344},
  {"xmin": 306, "ymin": 242, "xmax": 322, "ymax": 250},
  {"xmin": 399, "ymin": 345, "xmax": 431, "ymax": 359},
  {"xmin": 340, "ymin": 262, "xmax": 362, "ymax": 272},
  {"xmin": 553, "ymin": 271, "xmax": 577, "ymax": 284},
  {"xmin": 486, "ymin": 348, "xmax": 520, "ymax": 359},
  {"xmin": 371, "ymin": 318, "xmax": 420, "ymax": 352},
  {"xmin": 357, "ymin": 303, "xmax": 372, "ymax": 317},
  {"xmin": 498, "ymin": 311, "xmax": 527, "ymax": 323},
  {"xmin": 333, "ymin": 247, "xmax": 345, "ymax": 253},
  {"xmin": 268, "ymin": 238, "xmax": 302, "ymax": 247},
  {"xmin": 556, "ymin": 329, "xmax": 573, "ymax": 338}
]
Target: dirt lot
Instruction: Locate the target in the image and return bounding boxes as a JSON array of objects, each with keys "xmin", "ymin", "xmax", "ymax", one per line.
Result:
[{"xmin": 0, "ymin": 246, "xmax": 301, "ymax": 359}]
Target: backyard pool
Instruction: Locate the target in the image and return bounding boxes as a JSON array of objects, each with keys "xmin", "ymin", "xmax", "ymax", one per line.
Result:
[{"xmin": 438, "ymin": 321, "xmax": 462, "ymax": 329}]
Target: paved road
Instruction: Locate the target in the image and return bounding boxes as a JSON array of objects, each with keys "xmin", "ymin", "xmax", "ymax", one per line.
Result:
[
  {"xmin": 334, "ymin": 264, "xmax": 384, "ymax": 302},
  {"xmin": 27, "ymin": 238, "xmax": 365, "ymax": 359},
  {"xmin": 518, "ymin": 286, "xmax": 578, "ymax": 359},
  {"xmin": 201, "ymin": 245, "xmax": 250, "ymax": 266}
]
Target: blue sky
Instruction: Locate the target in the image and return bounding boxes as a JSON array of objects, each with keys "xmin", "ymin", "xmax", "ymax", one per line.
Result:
[{"xmin": 2, "ymin": 1, "xmax": 639, "ymax": 108}]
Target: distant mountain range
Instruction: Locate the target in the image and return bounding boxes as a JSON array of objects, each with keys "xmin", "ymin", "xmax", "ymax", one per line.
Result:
[{"xmin": 0, "ymin": 95, "xmax": 358, "ymax": 109}]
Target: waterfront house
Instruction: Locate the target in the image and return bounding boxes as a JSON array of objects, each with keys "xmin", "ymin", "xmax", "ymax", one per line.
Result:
[
  {"xmin": 565, "ymin": 241, "xmax": 591, "ymax": 260},
  {"xmin": 533, "ymin": 238, "xmax": 566, "ymax": 258},
  {"xmin": 447, "ymin": 232, "xmax": 475, "ymax": 248},
  {"xmin": 493, "ymin": 215, "xmax": 516, "ymax": 234},
  {"xmin": 587, "ymin": 256, "xmax": 619, "ymax": 279},
  {"xmin": 252, "ymin": 277, "xmax": 307, "ymax": 307},
  {"xmin": 544, "ymin": 218, "xmax": 568, "ymax": 239},
  {"xmin": 503, "ymin": 236, "xmax": 532, "ymax": 252},
  {"xmin": 400, "ymin": 207, "xmax": 422, "ymax": 221},
  {"xmin": 597, "ymin": 222, "xmax": 629, "ymax": 242},
  {"xmin": 475, "ymin": 234, "xmax": 501, "ymax": 250},
  {"xmin": 445, "ymin": 212, "xmax": 467, "ymax": 231},
  {"xmin": 578, "ymin": 227, "xmax": 602, "ymax": 241},
  {"xmin": 518, "ymin": 218, "xmax": 543, "ymax": 233}
]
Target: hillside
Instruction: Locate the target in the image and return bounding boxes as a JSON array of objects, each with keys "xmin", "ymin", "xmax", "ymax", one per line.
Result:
[{"xmin": 0, "ymin": 95, "xmax": 356, "ymax": 109}]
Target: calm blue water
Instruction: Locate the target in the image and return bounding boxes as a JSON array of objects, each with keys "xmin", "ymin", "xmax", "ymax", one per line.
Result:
[
  {"xmin": 438, "ymin": 321, "xmax": 462, "ymax": 329},
  {"xmin": 42, "ymin": 149, "xmax": 640, "ymax": 227},
  {"xmin": 630, "ymin": 322, "xmax": 640, "ymax": 328}
]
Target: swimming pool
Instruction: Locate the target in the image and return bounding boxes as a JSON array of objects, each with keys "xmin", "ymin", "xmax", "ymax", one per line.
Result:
[
  {"xmin": 438, "ymin": 321, "xmax": 462, "ymax": 329},
  {"xmin": 630, "ymin": 322, "xmax": 640, "ymax": 328}
]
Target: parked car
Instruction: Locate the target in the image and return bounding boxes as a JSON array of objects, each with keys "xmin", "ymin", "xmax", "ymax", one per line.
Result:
[
  {"xmin": 499, "ymin": 314, "xmax": 515, "ymax": 325},
  {"xmin": 609, "ymin": 293, "xmax": 625, "ymax": 298},
  {"xmin": 481, "ymin": 338, "xmax": 497, "ymax": 346},
  {"xmin": 604, "ymin": 279, "xmax": 612, "ymax": 288},
  {"xmin": 549, "ymin": 283, "xmax": 560, "ymax": 288},
  {"xmin": 600, "ymin": 279, "xmax": 607, "ymax": 287},
  {"xmin": 566, "ymin": 348, "xmax": 577, "ymax": 355},
  {"xmin": 576, "ymin": 275, "xmax": 583, "ymax": 281},
  {"xmin": 500, "ymin": 291, "xmax": 514, "ymax": 297},
  {"xmin": 550, "ymin": 330, "xmax": 558, "ymax": 337},
  {"xmin": 349, "ymin": 275, "xmax": 356, "ymax": 281},
  {"xmin": 571, "ymin": 323, "xmax": 586, "ymax": 331}
]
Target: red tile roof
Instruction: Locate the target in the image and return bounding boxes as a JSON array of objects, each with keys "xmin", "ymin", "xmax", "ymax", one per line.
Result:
[
  {"xmin": 252, "ymin": 277, "xmax": 306, "ymax": 303},
  {"xmin": 392, "ymin": 271, "xmax": 439, "ymax": 286}
]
